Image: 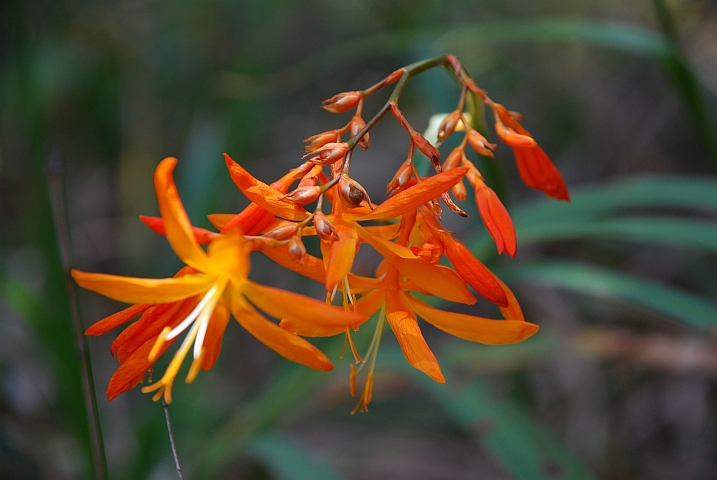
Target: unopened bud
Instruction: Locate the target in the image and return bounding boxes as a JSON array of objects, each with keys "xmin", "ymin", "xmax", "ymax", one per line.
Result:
[
  {"xmin": 410, "ymin": 243, "xmax": 444, "ymax": 264},
  {"xmin": 297, "ymin": 165, "xmax": 323, "ymax": 188},
  {"xmin": 426, "ymin": 199, "xmax": 442, "ymax": 218},
  {"xmin": 452, "ymin": 180, "xmax": 467, "ymax": 201},
  {"xmin": 386, "ymin": 161, "xmax": 413, "ymax": 196},
  {"xmin": 385, "ymin": 68, "xmax": 405, "ymax": 84},
  {"xmin": 281, "ymin": 185, "xmax": 321, "ymax": 204},
  {"xmin": 264, "ymin": 222, "xmax": 299, "ymax": 241},
  {"xmin": 314, "ymin": 212, "xmax": 339, "ymax": 241},
  {"xmin": 411, "ymin": 132, "xmax": 441, "ymax": 171},
  {"xmin": 437, "ymin": 110, "xmax": 462, "ymax": 143},
  {"xmin": 467, "ymin": 130, "xmax": 497, "ymax": 157},
  {"xmin": 338, "ymin": 175, "xmax": 371, "ymax": 209},
  {"xmin": 287, "ymin": 235, "xmax": 307, "ymax": 264},
  {"xmin": 304, "ymin": 130, "xmax": 339, "ymax": 152},
  {"xmin": 321, "ymin": 91, "xmax": 361, "ymax": 113},
  {"xmin": 349, "ymin": 116, "xmax": 369, "ymax": 149},
  {"xmin": 303, "ymin": 142, "xmax": 349, "ymax": 165},
  {"xmin": 495, "ymin": 121, "xmax": 536, "ymax": 148},
  {"xmin": 443, "ymin": 147, "xmax": 464, "ymax": 170}
]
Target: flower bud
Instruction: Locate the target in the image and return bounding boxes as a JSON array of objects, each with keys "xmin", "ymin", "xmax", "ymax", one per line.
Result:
[
  {"xmin": 386, "ymin": 160, "xmax": 413, "ymax": 196},
  {"xmin": 303, "ymin": 142, "xmax": 349, "ymax": 165},
  {"xmin": 314, "ymin": 212, "xmax": 339, "ymax": 242},
  {"xmin": 321, "ymin": 91, "xmax": 361, "ymax": 113},
  {"xmin": 297, "ymin": 165, "xmax": 323, "ymax": 188},
  {"xmin": 443, "ymin": 147, "xmax": 464, "ymax": 170},
  {"xmin": 495, "ymin": 121, "xmax": 536, "ymax": 148},
  {"xmin": 411, "ymin": 131, "xmax": 441, "ymax": 171},
  {"xmin": 287, "ymin": 235, "xmax": 307, "ymax": 264},
  {"xmin": 303, "ymin": 130, "xmax": 339, "ymax": 152},
  {"xmin": 281, "ymin": 185, "xmax": 321, "ymax": 204},
  {"xmin": 264, "ymin": 222, "xmax": 299, "ymax": 241},
  {"xmin": 349, "ymin": 116, "xmax": 369, "ymax": 149},
  {"xmin": 452, "ymin": 179, "xmax": 467, "ymax": 201},
  {"xmin": 467, "ymin": 130, "xmax": 497, "ymax": 157},
  {"xmin": 437, "ymin": 110, "xmax": 462, "ymax": 143},
  {"xmin": 410, "ymin": 243, "xmax": 444, "ymax": 264},
  {"xmin": 338, "ymin": 175, "xmax": 371, "ymax": 209}
]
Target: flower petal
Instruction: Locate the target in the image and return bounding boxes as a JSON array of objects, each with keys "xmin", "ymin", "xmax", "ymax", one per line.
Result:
[
  {"xmin": 278, "ymin": 319, "xmax": 346, "ymax": 337},
  {"xmin": 408, "ymin": 296, "xmax": 538, "ymax": 344},
  {"xmin": 356, "ymin": 224, "xmax": 418, "ymax": 259},
  {"xmin": 475, "ymin": 184, "xmax": 517, "ymax": 257},
  {"xmin": 392, "ymin": 257, "xmax": 476, "ymax": 305},
  {"xmin": 513, "ymin": 146, "xmax": 570, "ymax": 201},
  {"xmin": 85, "ymin": 303, "xmax": 150, "ymax": 336},
  {"xmin": 350, "ymin": 167, "xmax": 468, "ymax": 221},
  {"xmin": 205, "ymin": 230, "xmax": 249, "ymax": 283},
  {"xmin": 230, "ymin": 297, "xmax": 333, "ymax": 371},
  {"xmin": 241, "ymin": 279, "xmax": 363, "ymax": 328},
  {"xmin": 139, "ymin": 215, "xmax": 218, "ymax": 245},
  {"xmin": 385, "ymin": 289, "xmax": 444, "ymax": 383},
  {"xmin": 324, "ymin": 224, "xmax": 359, "ymax": 291},
  {"xmin": 224, "ymin": 154, "xmax": 310, "ymax": 221},
  {"xmin": 154, "ymin": 158, "xmax": 211, "ymax": 270},
  {"xmin": 218, "ymin": 204, "xmax": 276, "ymax": 235},
  {"xmin": 107, "ymin": 335, "xmax": 176, "ymax": 401},
  {"xmin": 200, "ymin": 300, "xmax": 231, "ymax": 371},
  {"xmin": 72, "ymin": 269, "xmax": 213, "ymax": 304},
  {"xmin": 261, "ymin": 247, "xmax": 326, "ymax": 284}
]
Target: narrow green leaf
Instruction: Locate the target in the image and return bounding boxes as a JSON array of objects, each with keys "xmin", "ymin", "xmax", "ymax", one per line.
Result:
[
  {"xmin": 246, "ymin": 434, "xmax": 346, "ymax": 480},
  {"xmin": 497, "ymin": 262, "xmax": 717, "ymax": 331}
]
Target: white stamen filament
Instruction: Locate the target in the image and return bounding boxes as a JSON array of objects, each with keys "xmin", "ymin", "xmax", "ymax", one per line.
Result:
[
  {"xmin": 166, "ymin": 285, "xmax": 219, "ymax": 341},
  {"xmin": 343, "ymin": 276, "xmax": 354, "ymax": 305},
  {"xmin": 193, "ymin": 290, "xmax": 221, "ymax": 359}
]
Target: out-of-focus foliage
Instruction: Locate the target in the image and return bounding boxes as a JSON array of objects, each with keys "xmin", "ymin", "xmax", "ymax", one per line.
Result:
[{"xmin": 2, "ymin": 0, "xmax": 717, "ymax": 479}]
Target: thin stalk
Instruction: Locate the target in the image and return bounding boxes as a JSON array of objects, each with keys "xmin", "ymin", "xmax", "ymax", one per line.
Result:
[
  {"xmin": 46, "ymin": 151, "xmax": 107, "ymax": 480},
  {"xmin": 163, "ymin": 401, "xmax": 185, "ymax": 480}
]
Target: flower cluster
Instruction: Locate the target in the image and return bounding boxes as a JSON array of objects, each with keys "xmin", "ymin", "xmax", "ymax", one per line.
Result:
[{"xmin": 74, "ymin": 55, "xmax": 568, "ymax": 411}]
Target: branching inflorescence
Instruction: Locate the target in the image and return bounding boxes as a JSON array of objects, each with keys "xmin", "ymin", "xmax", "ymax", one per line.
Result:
[{"xmin": 73, "ymin": 54, "xmax": 569, "ymax": 412}]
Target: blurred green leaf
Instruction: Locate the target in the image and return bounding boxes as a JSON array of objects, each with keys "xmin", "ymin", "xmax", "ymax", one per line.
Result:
[
  {"xmin": 246, "ymin": 434, "xmax": 346, "ymax": 480},
  {"xmin": 497, "ymin": 261, "xmax": 717, "ymax": 331},
  {"xmin": 380, "ymin": 349, "xmax": 596, "ymax": 480}
]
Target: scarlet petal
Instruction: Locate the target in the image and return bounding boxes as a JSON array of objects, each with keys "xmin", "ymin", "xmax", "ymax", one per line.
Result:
[
  {"xmin": 408, "ymin": 296, "xmax": 538, "ymax": 344},
  {"xmin": 72, "ymin": 269, "xmax": 214, "ymax": 305},
  {"xmin": 241, "ymin": 280, "xmax": 363, "ymax": 328},
  {"xmin": 440, "ymin": 235, "xmax": 508, "ymax": 307},
  {"xmin": 106, "ymin": 336, "xmax": 175, "ymax": 401},
  {"xmin": 139, "ymin": 215, "xmax": 218, "ymax": 245},
  {"xmin": 350, "ymin": 167, "xmax": 468, "ymax": 221},
  {"xmin": 218, "ymin": 204, "xmax": 275, "ymax": 236},
  {"xmin": 154, "ymin": 158, "xmax": 211, "ymax": 270},
  {"xmin": 85, "ymin": 303, "xmax": 150, "ymax": 336},
  {"xmin": 325, "ymin": 224, "xmax": 359, "ymax": 291},
  {"xmin": 385, "ymin": 289, "xmax": 444, "ymax": 383},
  {"xmin": 200, "ymin": 301, "xmax": 231, "ymax": 371},
  {"xmin": 224, "ymin": 154, "xmax": 310, "ymax": 221},
  {"xmin": 475, "ymin": 186, "xmax": 517, "ymax": 257},
  {"xmin": 230, "ymin": 297, "xmax": 333, "ymax": 371},
  {"xmin": 514, "ymin": 147, "xmax": 570, "ymax": 201}
]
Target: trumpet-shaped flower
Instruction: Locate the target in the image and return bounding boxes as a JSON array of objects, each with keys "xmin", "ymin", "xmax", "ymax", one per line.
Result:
[{"xmin": 74, "ymin": 158, "xmax": 362, "ymax": 403}]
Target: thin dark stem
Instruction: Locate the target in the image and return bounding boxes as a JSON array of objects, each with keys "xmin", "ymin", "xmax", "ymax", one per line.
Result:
[
  {"xmin": 163, "ymin": 401, "xmax": 185, "ymax": 480},
  {"xmin": 46, "ymin": 150, "xmax": 107, "ymax": 480}
]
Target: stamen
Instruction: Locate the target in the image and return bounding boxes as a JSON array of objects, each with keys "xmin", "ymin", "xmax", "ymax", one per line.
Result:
[
  {"xmin": 186, "ymin": 348, "xmax": 205, "ymax": 383},
  {"xmin": 149, "ymin": 326, "xmax": 172, "ymax": 362},
  {"xmin": 166, "ymin": 285, "xmax": 219, "ymax": 340},
  {"xmin": 330, "ymin": 283, "xmax": 339, "ymax": 302}
]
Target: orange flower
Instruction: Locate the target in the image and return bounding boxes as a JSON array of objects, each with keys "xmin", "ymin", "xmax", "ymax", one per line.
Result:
[
  {"xmin": 281, "ymin": 212, "xmax": 537, "ymax": 411},
  {"xmin": 74, "ymin": 158, "xmax": 362, "ymax": 403}
]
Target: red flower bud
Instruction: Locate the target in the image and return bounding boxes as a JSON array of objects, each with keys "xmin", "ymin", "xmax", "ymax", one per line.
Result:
[
  {"xmin": 349, "ymin": 116, "xmax": 369, "ymax": 149},
  {"xmin": 313, "ymin": 212, "xmax": 339, "ymax": 242},
  {"xmin": 495, "ymin": 121, "xmax": 536, "ymax": 148},
  {"xmin": 280, "ymin": 185, "xmax": 321, "ymax": 205},
  {"xmin": 264, "ymin": 222, "xmax": 299, "ymax": 241},
  {"xmin": 437, "ymin": 110, "xmax": 462, "ymax": 143},
  {"xmin": 338, "ymin": 175, "xmax": 371, "ymax": 209},
  {"xmin": 287, "ymin": 235, "xmax": 307, "ymax": 264},
  {"xmin": 303, "ymin": 130, "xmax": 340, "ymax": 152},
  {"xmin": 303, "ymin": 142, "xmax": 349, "ymax": 166},
  {"xmin": 411, "ymin": 131, "xmax": 441, "ymax": 170},
  {"xmin": 321, "ymin": 91, "xmax": 361, "ymax": 113},
  {"xmin": 443, "ymin": 147, "xmax": 464, "ymax": 170},
  {"xmin": 451, "ymin": 179, "xmax": 467, "ymax": 201},
  {"xmin": 475, "ymin": 180, "xmax": 516, "ymax": 257},
  {"xmin": 386, "ymin": 160, "xmax": 413, "ymax": 196},
  {"xmin": 467, "ymin": 130, "xmax": 496, "ymax": 157}
]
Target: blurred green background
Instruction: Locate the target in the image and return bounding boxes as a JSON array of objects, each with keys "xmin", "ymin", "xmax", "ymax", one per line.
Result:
[{"xmin": 2, "ymin": 0, "xmax": 717, "ymax": 479}]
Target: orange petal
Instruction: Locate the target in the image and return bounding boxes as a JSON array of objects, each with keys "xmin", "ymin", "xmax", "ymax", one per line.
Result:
[
  {"xmin": 392, "ymin": 257, "xmax": 476, "ymax": 304},
  {"xmin": 408, "ymin": 296, "xmax": 538, "ymax": 344},
  {"xmin": 72, "ymin": 269, "xmax": 213, "ymax": 304},
  {"xmin": 475, "ymin": 184, "xmax": 517, "ymax": 257},
  {"xmin": 261, "ymin": 247, "xmax": 326, "ymax": 284},
  {"xmin": 241, "ymin": 280, "xmax": 363, "ymax": 328},
  {"xmin": 154, "ymin": 158, "xmax": 210, "ymax": 270},
  {"xmin": 207, "ymin": 214, "xmax": 235, "ymax": 229},
  {"xmin": 224, "ymin": 154, "xmax": 310, "ymax": 221},
  {"xmin": 230, "ymin": 297, "xmax": 333, "ymax": 371},
  {"xmin": 218, "ymin": 204, "xmax": 276, "ymax": 236},
  {"xmin": 439, "ymin": 234, "xmax": 508, "ymax": 307},
  {"xmin": 205, "ymin": 230, "xmax": 249, "ymax": 283},
  {"xmin": 85, "ymin": 303, "xmax": 150, "ymax": 336},
  {"xmin": 200, "ymin": 301, "xmax": 231, "ymax": 371},
  {"xmin": 354, "ymin": 288, "xmax": 386, "ymax": 321},
  {"xmin": 513, "ymin": 146, "xmax": 570, "ymax": 201},
  {"xmin": 106, "ymin": 335, "xmax": 175, "ymax": 401},
  {"xmin": 325, "ymin": 224, "xmax": 359, "ymax": 291},
  {"xmin": 362, "ymin": 222, "xmax": 401, "ymax": 240},
  {"xmin": 356, "ymin": 224, "xmax": 418, "ymax": 259},
  {"xmin": 385, "ymin": 289, "xmax": 444, "ymax": 383},
  {"xmin": 139, "ymin": 215, "xmax": 218, "ymax": 245},
  {"xmin": 350, "ymin": 167, "xmax": 469, "ymax": 221},
  {"xmin": 279, "ymin": 319, "xmax": 346, "ymax": 337},
  {"xmin": 495, "ymin": 276, "xmax": 525, "ymax": 322}
]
